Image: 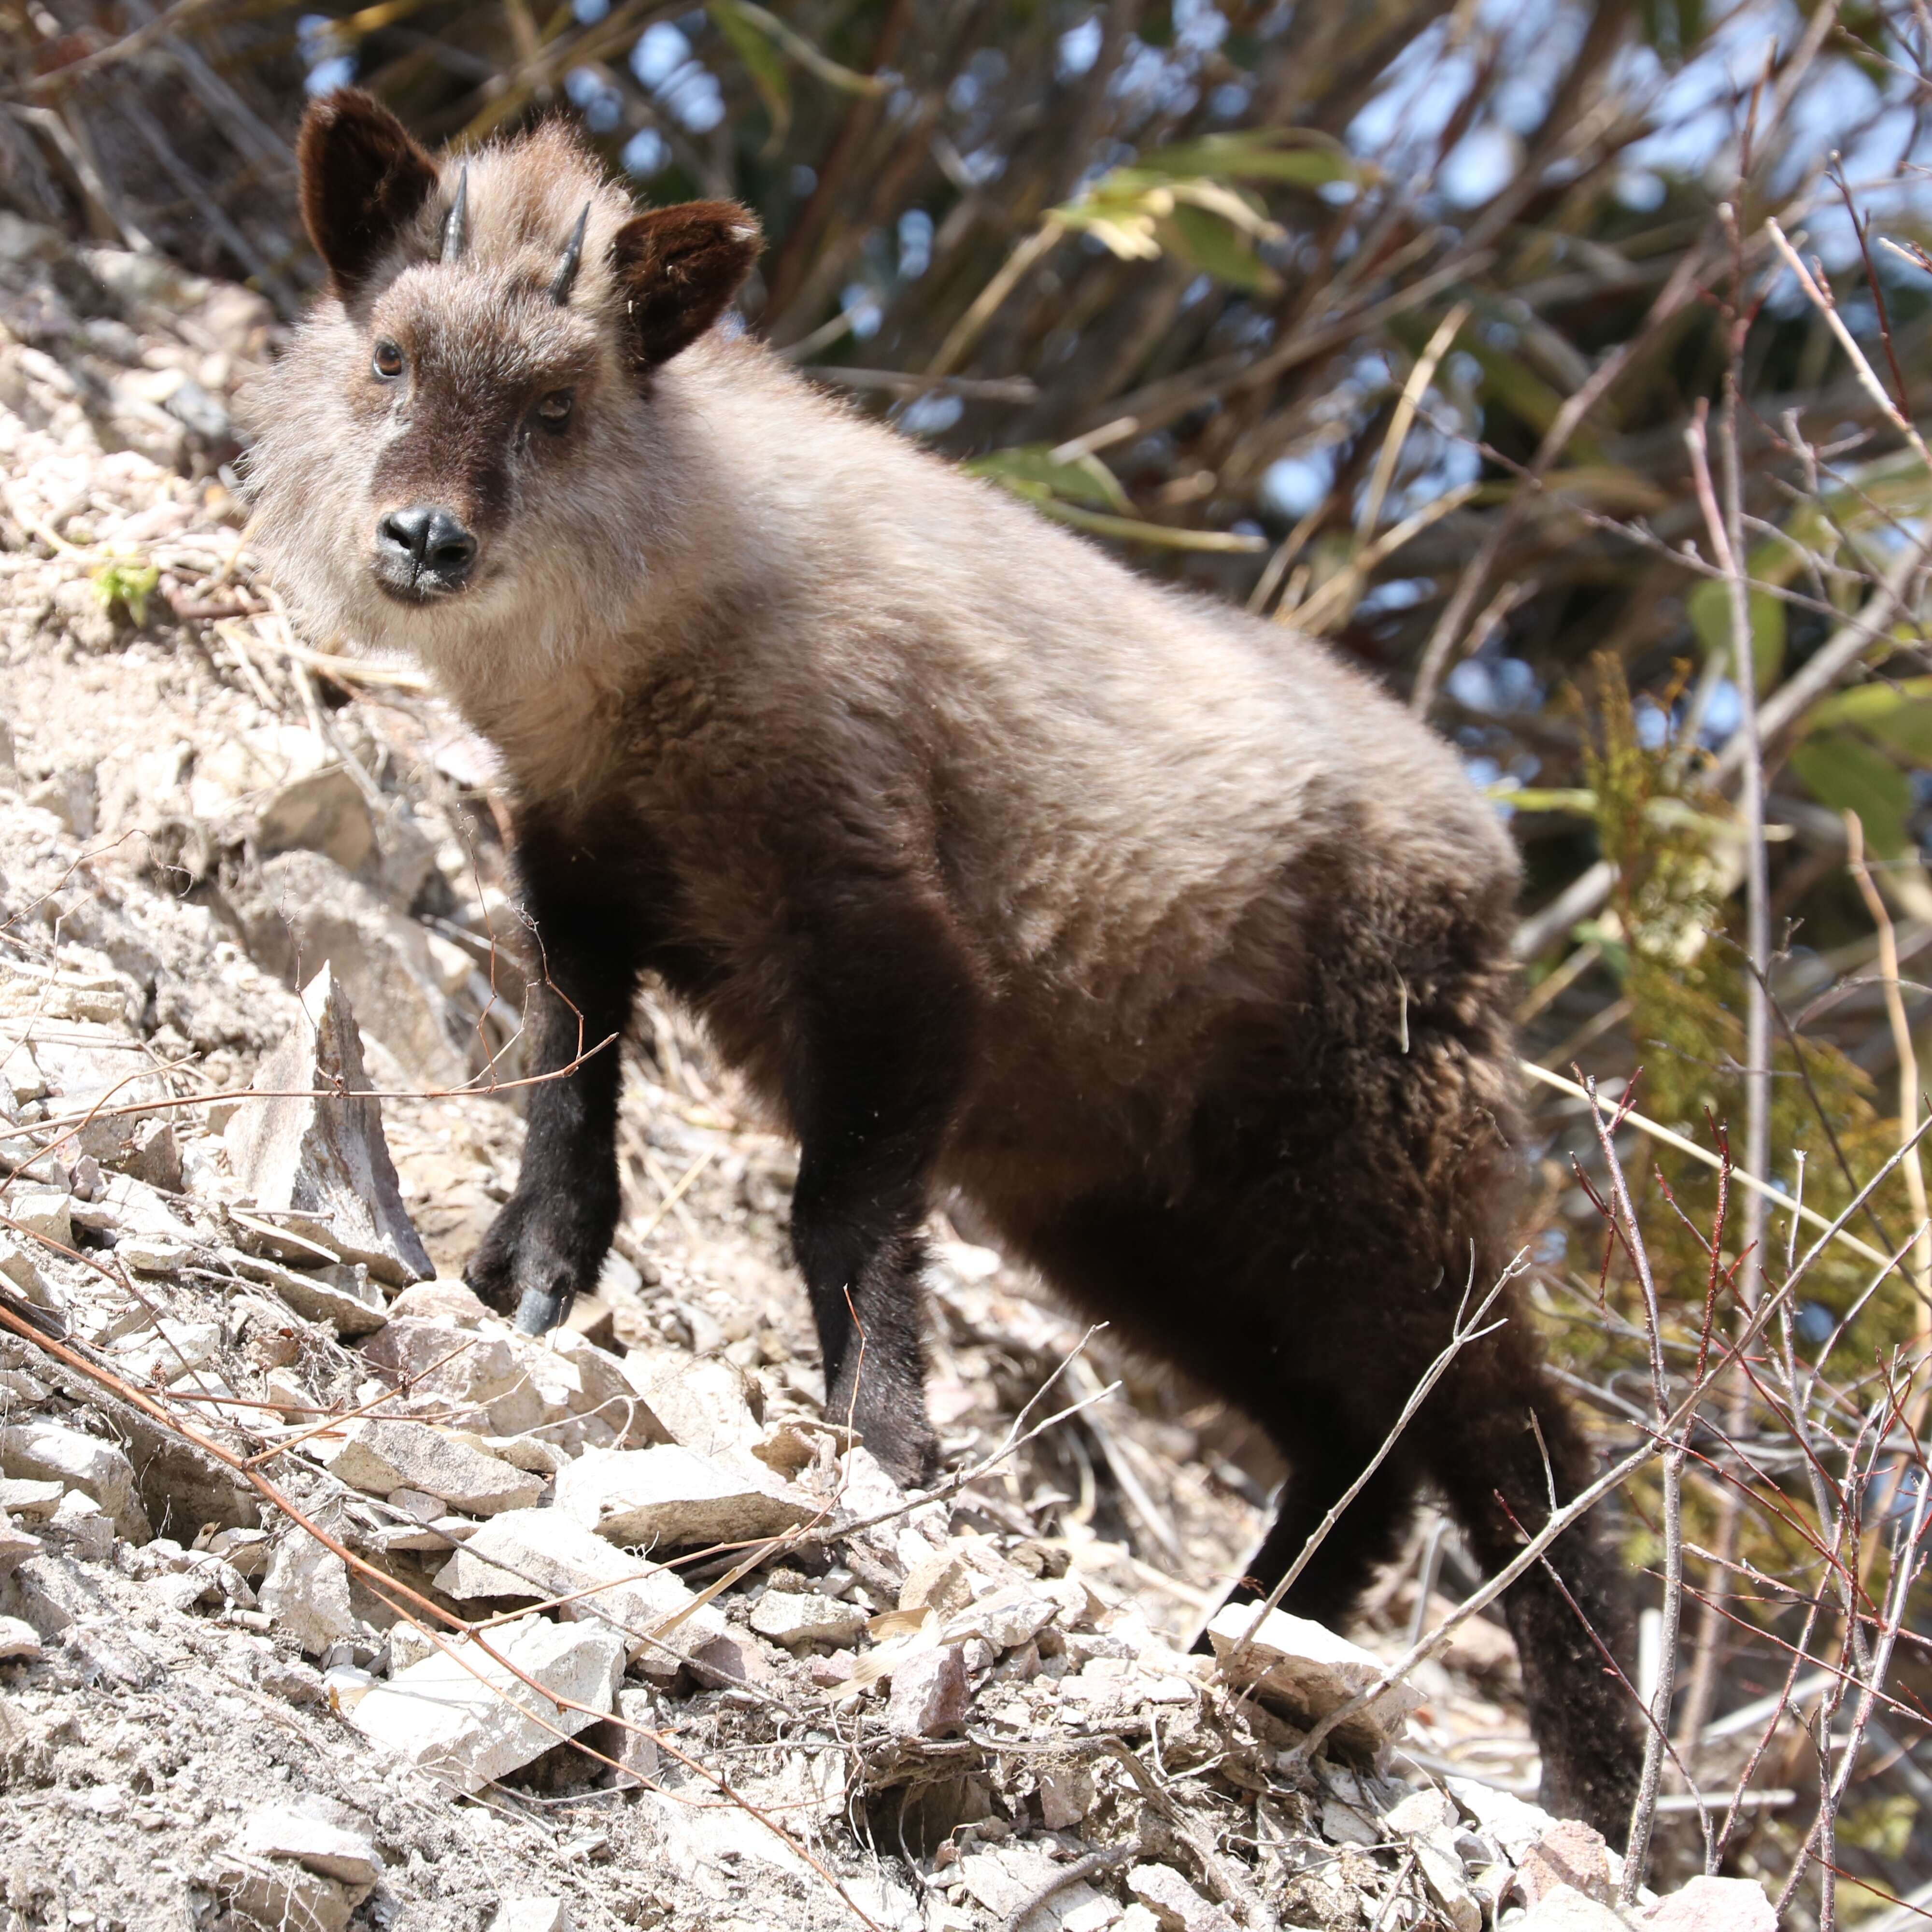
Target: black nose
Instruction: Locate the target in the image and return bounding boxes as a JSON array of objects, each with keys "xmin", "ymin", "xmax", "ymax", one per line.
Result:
[{"xmin": 376, "ymin": 503, "xmax": 477, "ymax": 586}]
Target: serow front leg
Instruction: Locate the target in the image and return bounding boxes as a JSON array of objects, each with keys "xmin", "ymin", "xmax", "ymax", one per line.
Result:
[{"xmin": 466, "ymin": 892, "xmax": 637, "ymax": 1335}]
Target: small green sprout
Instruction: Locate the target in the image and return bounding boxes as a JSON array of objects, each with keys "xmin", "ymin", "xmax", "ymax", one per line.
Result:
[{"xmin": 90, "ymin": 557, "xmax": 161, "ymax": 627}]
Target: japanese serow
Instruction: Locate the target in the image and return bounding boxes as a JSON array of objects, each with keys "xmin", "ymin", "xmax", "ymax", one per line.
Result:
[{"xmin": 247, "ymin": 92, "xmax": 1641, "ymax": 1835}]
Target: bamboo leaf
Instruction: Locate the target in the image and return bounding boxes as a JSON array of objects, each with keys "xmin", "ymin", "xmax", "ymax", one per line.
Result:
[
  {"xmin": 970, "ymin": 446, "xmax": 1260, "ymax": 548},
  {"xmin": 966, "ymin": 445, "xmax": 1131, "ymax": 512},
  {"xmin": 1538, "ymin": 466, "xmax": 1671, "ymax": 514},
  {"xmin": 1161, "ymin": 202, "xmax": 1279, "ymax": 294},
  {"xmin": 1789, "ymin": 734, "xmax": 1913, "ymax": 860},
  {"xmin": 1806, "ymin": 678, "xmax": 1932, "ymax": 763},
  {"xmin": 708, "ymin": 0, "xmax": 791, "ymax": 152},
  {"xmin": 1126, "ymin": 129, "xmax": 1363, "ymax": 188},
  {"xmin": 1051, "ymin": 144, "xmax": 1294, "ymax": 281},
  {"xmin": 707, "ymin": 0, "xmax": 886, "ymax": 97},
  {"xmin": 1054, "ymin": 193, "xmax": 1165, "ymax": 259},
  {"xmin": 1688, "ymin": 578, "xmax": 1785, "ymax": 695}
]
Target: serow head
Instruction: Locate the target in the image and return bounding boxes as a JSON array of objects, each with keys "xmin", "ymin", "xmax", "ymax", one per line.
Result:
[{"xmin": 280, "ymin": 90, "xmax": 763, "ymax": 635}]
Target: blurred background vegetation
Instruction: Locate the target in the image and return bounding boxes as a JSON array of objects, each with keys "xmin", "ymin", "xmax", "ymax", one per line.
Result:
[{"xmin": 5, "ymin": 0, "xmax": 1932, "ymax": 1916}]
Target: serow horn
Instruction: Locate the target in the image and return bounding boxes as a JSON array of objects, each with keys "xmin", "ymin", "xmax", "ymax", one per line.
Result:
[
  {"xmin": 550, "ymin": 201, "xmax": 591, "ymax": 306},
  {"xmin": 441, "ymin": 164, "xmax": 469, "ymax": 262}
]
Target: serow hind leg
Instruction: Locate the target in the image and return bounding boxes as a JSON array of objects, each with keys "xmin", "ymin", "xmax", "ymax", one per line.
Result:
[
  {"xmin": 792, "ymin": 1198, "xmax": 935, "ymax": 1484},
  {"xmin": 1201, "ymin": 1393, "xmax": 1420, "ymax": 1643},
  {"xmin": 1429, "ymin": 1340, "xmax": 1641, "ymax": 1843}
]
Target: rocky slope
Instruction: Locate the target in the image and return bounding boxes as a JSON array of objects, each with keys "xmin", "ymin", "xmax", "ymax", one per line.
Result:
[{"xmin": 0, "ymin": 212, "xmax": 1765, "ymax": 1932}]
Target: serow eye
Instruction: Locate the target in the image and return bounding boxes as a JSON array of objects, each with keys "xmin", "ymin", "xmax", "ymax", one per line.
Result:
[
  {"xmin": 537, "ymin": 389, "xmax": 575, "ymax": 434},
  {"xmin": 371, "ymin": 340, "xmax": 405, "ymax": 380}
]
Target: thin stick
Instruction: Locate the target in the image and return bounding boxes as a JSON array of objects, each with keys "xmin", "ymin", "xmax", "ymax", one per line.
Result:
[
  {"xmin": 1585, "ymin": 1077, "xmax": 1690, "ymax": 1896},
  {"xmin": 1685, "ymin": 395, "xmax": 1771, "ymax": 1317},
  {"xmin": 1357, "ymin": 304, "xmax": 1470, "ymax": 547},
  {"xmin": 1289, "ymin": 483, "xmax": 1478, "ymax": 635},
  {"xmin": 1846, "ymin": 814, "xmax": 1932, "ymax": 1318},
  {"xmin": 1681, "ymin": 362, "xmax": 1776, "ymax": 1834},
  {"xmin": 1767, "ymin": 220, "xmax": 1932, "ymax": 473},
  {"xmin": 633, "ymin": 1142, "xmax": 718, "ymax": 1242},
  {"xmin": 1411, "ymin": 242, "xmax": 1711, "ymax": 714},
  {"xmin": 1220, "ymin": 1268, "xmax": 1509, "ymax": 1652},
  {"xmin": 1520, "ymin": 1061, "xmax": 1891, "ymax": 1271},
  {"xmin": 927, "ymin": 223, "xmax": 1063, "ymax": 378},
  {"xmin": 1781, "ymin": 1469, "xmax": 1931, "ymax": 1926}
]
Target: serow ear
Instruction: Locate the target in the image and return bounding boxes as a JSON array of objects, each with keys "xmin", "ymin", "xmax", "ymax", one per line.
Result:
[
  {"xmin": 298, "ymin": 89, "xmax": 440, "ymax": 297},
  {"xmin": 609, "ymin": 201, "xmax": 762, "ymax": 373}
]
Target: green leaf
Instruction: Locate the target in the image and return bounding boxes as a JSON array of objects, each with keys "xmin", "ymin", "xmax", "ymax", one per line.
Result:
[
  {"xmin": 705, "ymin": 0, "xmax": 884, "ymax": 97},
  {"xmin": 708, "ymin": 0, "xmax": 791, "ymax": 151},
  {"xmin": 1789, "ymin": 733, "xmax": 1913, "ymax": 859},
  {"xmin": 966, "ymin": 444, "xmax": 1131, "ymax": 512},
  {"xmin": 968, "ymin": 448, "xmax": 1262, "ymax": 549},
  {"xmin": 1807, "ymin": 678, "xmax": 1932, "ymax": 762},
  {"xmin": 1687, "ymin": 577, "xmax": 1785, "ymax": 695},
  {"xmin": 1457, "ymin": 333, "xmax": 1587, "ymax": 450},
  {"xmin": 1161, "ymin": 202, "xmax": 1278, "ymax": 293},
  {"xmin": 1762, "ymin": 454, "xmax": 1932, "ymax": 582},
  {"xmin": 1129, "ymin": 130, "xmax": 1361, "ymax": 189},
  {"xmin": 90, "ymin": 558, "xmax": 158, "ymax": 626},
  {"xmin": 1639, "ymin": 0, "xmax": 1707, "ymax": 57},
  {"xmin": 1486, "ymin": 787, "xmax": 1598, "ymax": 814}
]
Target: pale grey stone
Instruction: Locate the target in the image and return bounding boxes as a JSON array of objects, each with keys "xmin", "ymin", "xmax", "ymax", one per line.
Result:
[
  {"xmin": 1518, "ymin": 1884, "xmax": 1634, "ymax": 1932},
  {"xmin": 885, "ymin": 1644, "xmax": 969, "ymax": 1739},
  {"xmin": 232, "ymin": 850, "xmax": 473, "ymax": 1091},
  {"xmin": 347, "ymin": 1614, "xmax": 623, "ymax": 1794},
  {"xmin": 255, "ymin": 766, "xmax": 377, "ymax": 876},
  {"xmin": 260, "ymin": 1528, "xmax": 357, "ymax": 1658},
  {"xmin": 0, "ymin": 1510, "xmax": 40, "ymax": 1573},
  {"xmin": 1513, "ymin": 1820, "xmax": 1614, "ymax": 1907},
  {"xmin": 0, "ymin": 1230, "xmax": 51, "ymax": 1305},
  {"xmin": 554, "ymin": 1444, "xmax": 815, "ymax": 1548},
  {"xmin": 224, "ymin": 966, "xmax": 432, "ymax": 1287},
  {"xmin": 1641, "ymin": 1876, "xmax": 1776, "ymax": 1932},
  {"xmin": 221, "ymin": 1245, "xmax": 389, "ymax": 1337},
  {"xmin": 235, "ymin": 1799, "xmax": 380, "ymax": 1885},
  {"xmin": 4, "ymin": 1186, "xmax": 68, "ymax": 1248},
  {"xmin": 1204, "ymin": 1601, "xmax": 1421, "ymax": 1750},
  {"xmin": 0, "ymin": 1614, "xmax": 42, "ymax": 1660},
  {"xmin": 319, "ymin": 1418, "xmax": 542, "ymax": 1515},
  {"xmin": 0, "ymin": 1421, "xmax": 149, "ymax": 1542},
  {"xmin": 433, "ymin": 1506, "xmax": 725, "ymax": 1667},
  {"xmin": 212, "ymin": 1853, "xmax": 366, "ymax": 1932},
  {"xmin": 1125, "ymin": 1864, "xmax": 1237, "ymax": 1932},
  {"xmin": 489, "ymin": 1901, "xmax": 573, "ymax": 1932},
  {"xmin": 749, "ymin": 1586, "xmax": 867, "ymax": 1650},
  {"xmin": 618, "ymin": 1347, "xmax": 756, "ymax": 1457}
]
